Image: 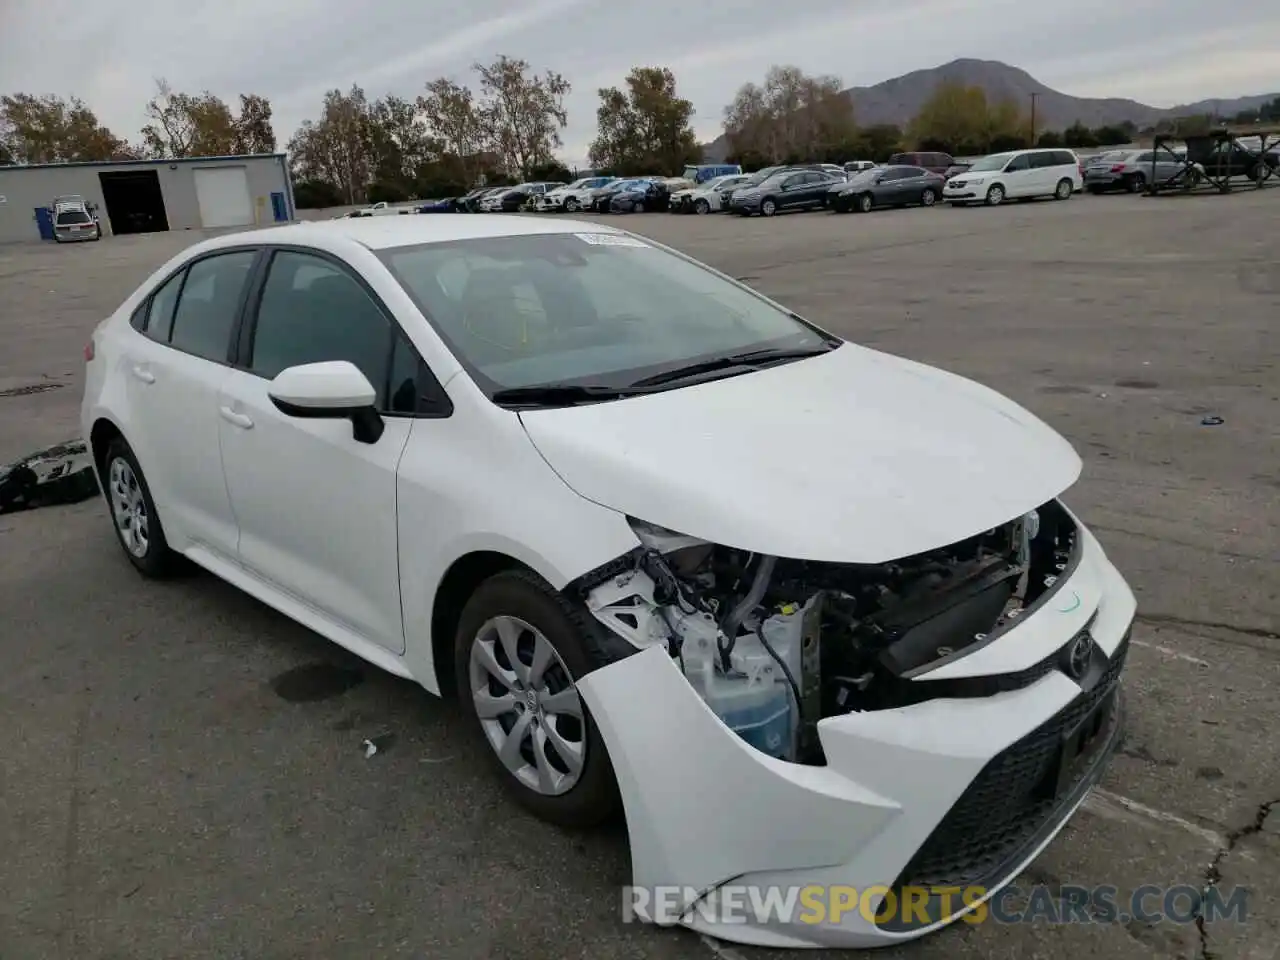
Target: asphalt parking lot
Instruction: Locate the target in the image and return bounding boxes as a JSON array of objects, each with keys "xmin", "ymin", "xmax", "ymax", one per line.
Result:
[{"xmin": 2, "ymin": 192, "xmax": 1278, "ymax": 960}]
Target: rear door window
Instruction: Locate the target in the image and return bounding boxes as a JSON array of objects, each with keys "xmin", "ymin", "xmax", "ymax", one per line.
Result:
[
  {"xmin": 144, "ymin": 270, "xmax": 186, "ymax": 343},
  {"xmin": 168, "ymin": 250, "xmax": 257, "ymax": 363}
]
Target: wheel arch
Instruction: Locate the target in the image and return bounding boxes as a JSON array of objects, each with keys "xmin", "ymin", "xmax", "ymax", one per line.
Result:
[
  {"xmin": 429, "ymin": 550, "xmax": 536, "ymax": 698},
  {"xmin": 89, "ymin": 416, "xmax": 127, "ymax": 494}
]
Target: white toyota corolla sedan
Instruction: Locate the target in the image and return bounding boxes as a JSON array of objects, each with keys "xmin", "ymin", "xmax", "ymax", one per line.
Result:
[{"xmin": 81, "ymin": 214, "xmax": 1135, "ymax": 948}]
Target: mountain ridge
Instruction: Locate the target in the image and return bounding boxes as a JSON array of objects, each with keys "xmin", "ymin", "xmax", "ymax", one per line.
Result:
[{"xmin": 702, "ymin": 58, "xmax": 1279, "ymax": 161}]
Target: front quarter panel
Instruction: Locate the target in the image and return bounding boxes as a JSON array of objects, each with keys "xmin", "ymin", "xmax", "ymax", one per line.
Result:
[{"xmin": 396, "ymin": 381, "xmax": 640, "ymax": 694}]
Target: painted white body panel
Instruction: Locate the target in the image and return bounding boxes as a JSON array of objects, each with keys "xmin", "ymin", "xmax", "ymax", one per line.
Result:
[
  {"xmin": 520, "ymin": 344, "xmax": 1082, "ymax": 563},
  {"xmin": 80, "ymin": 213, "xmax": 1133, "ymax": 951}
]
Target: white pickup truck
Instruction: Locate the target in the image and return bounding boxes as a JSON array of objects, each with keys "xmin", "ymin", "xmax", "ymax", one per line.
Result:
[{"xmin": 351, "ymin": 201, "xmax": 409, "ymax": 217}]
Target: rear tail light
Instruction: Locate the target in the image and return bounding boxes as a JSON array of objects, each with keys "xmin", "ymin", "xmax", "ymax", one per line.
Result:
[
  {"xmin": 84, "ymin": 339, "xmax": 95, "ymax": 362},
  {"xmin": 1110, "ymin": 164, "xmax": 1125, "ymax": 172}
]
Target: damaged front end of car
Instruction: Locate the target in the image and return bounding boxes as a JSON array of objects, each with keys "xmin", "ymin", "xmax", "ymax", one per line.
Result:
[
  {"xmin": 567, "ymin": 499, "xmax": 1135, "ymax": 948},
  {"xmin": 577, "ymin": 501, "xmax": 1081, "ymax": 765}
]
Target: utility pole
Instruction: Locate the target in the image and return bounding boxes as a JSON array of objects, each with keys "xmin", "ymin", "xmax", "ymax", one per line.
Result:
[{"xmin": 1029, "ymin": 92, "xmax": 1040, "ymax": 146}]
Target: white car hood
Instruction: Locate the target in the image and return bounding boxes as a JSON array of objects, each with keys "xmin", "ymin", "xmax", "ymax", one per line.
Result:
[{"xmin": 517, "ymin": 344, "xmax": 1082, "ymax": 563}]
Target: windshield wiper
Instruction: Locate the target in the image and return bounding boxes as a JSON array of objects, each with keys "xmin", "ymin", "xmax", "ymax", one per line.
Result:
[
  {"xmin": 628, "ymin": 343, "xmax": 838, "ymax": 388},
  {"xmin": 491, "ymin": 384, "xmax": 638, "ymax": 408}
]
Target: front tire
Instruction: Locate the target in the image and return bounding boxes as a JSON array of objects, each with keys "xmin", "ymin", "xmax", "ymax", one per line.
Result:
[
  {"xmin": 455, "ymin": 570, "xmax": 621, "ymax": 828},
  {"xmin": 856, "ymin": 192, "xmax": 873, "ymax": 213},
  {"xmin": 760, "ymin": 197, "xmax": 778, "ymax": 217},
  {"xmin": 564, "ymin": 197, "xmax": 580, "ymax": 213},
  {"xmin": 102, "ymin": 438, "xmax": 182, "ymax": 578},
  {"xmin": 985, "ymin": 184, "xmax": 1006, "ymax": 206},
  {"xmin": 694, "ymin": 198, "xmax": 710, "ymax": 214}
]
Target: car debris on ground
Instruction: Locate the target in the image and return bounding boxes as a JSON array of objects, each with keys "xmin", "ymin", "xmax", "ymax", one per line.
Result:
[{"xmin": 0, "ymin": 439, "xmax": 98, "ymax": 515}]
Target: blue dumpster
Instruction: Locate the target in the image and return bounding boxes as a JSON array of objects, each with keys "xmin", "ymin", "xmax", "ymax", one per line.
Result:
[{"xmin": 34, "ymin": 207, "xmax": 54, "ymax": 241}]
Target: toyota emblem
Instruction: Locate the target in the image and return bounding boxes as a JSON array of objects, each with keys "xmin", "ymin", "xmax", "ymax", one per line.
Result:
[{"xmin": 1063, "ymin": 632, "xmax": 1094, "ymax": 680}]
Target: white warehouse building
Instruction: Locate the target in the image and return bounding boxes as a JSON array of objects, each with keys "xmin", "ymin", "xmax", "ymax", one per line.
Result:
[{"xmin": 0, "ymin": 153, "xmax": 296, "ymax": 244}]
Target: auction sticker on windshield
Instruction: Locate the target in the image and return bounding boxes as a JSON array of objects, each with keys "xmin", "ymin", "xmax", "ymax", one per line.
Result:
[{"xmin": 575, "ymin": 233, "xmax": 649, "ymax": 247}]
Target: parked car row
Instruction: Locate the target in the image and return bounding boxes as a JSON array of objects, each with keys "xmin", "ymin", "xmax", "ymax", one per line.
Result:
[{"xmin": 388, "ymin": 140, "xmax": 1274, "ymax": 223}]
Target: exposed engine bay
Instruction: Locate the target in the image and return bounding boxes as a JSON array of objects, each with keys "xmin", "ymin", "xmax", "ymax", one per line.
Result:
[{"xmin": 580, "ymin": 499, "xmax": 1079, "ymax": 765}]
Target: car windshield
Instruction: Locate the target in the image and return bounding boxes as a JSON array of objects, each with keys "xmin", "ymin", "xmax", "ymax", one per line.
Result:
[
  {"xmin": 377, "ymin": 233, "xmax": 833, "ymax": 395},
  {"xmin": 967, "ymin": 153, "xmax": 1014, "ymax": 172},
  {"xmin": 56, "ymin": 209, "xmax": 91, "ymax": 224},
  {"xmin": 742, "ymin": 167, "xmax": 782, "ymax": 186}
]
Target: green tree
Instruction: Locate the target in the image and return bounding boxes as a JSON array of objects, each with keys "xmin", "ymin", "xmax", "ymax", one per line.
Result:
[
  {"xmin": 909, "ymin": 82, "xmax": 1025, "ymax": 154},
  {"xmin": 234, "ymin": 94, "xmax": 276, "ymax": 153},
  {"xmin": 417, "ymin": 78, "xmax": 487, "ymax": 183},
  {"xmin": 287, "ymin": 85, "xmax": 375, "ymax": 204},
  {"xmin": 1036, "ymin": 130, "xmax": 1064, "ymax": 148},
  {"xmin": 365, "ymin": 94, "xmax": 437, "ymax": 197},
  {"xmin": 1062, "ymin": 121, "xmax": 1098, "ymax": 148},
  {"xmin": 853, "ymin": 124, "xmax": 903, "ymax": 162},
  {"xmin": 1093, "ymin": 125, "xmax": 1131, "ymax": 146},
  {"xmin": 589, "ymin": 67, "xmax": 700, "ymax": 175},
  {"xmin": 0, "ymin": 93, "xmax": 134, "ymax": 163}
]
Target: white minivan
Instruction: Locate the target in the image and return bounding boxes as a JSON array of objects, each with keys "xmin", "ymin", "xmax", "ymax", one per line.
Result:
[{"xmin": 943, "ymin": 148, "xmax": 1082, "ymax": 206}]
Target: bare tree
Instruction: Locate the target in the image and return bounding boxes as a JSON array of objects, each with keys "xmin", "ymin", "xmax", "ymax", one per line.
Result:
[
  {"xmin": 473, "ymin": 55, "xmax": 569, "ymax": 179},
  {"xmin": 723, "ymin": 66, "xmax": 856, "ymax": 163}
]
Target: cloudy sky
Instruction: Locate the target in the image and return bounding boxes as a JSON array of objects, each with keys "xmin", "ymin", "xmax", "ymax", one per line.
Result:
[{"xmin": 3, "ymin": 0, "xmax": 1278, "ymax": 165}]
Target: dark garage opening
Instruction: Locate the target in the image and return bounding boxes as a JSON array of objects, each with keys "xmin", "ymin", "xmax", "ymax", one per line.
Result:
[{"xmin": 99, "ymin": 169, "xmax": 169, "ymax": 235}]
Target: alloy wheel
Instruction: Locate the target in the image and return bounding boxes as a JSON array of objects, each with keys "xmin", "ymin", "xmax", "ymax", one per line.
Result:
[
  {"xmin": 468, "ymin": 616, "xmax": 586, "ymax": 796},
  {"xmin": 108, "ymin": 457, "xmax": 149, "ymax": 558}
]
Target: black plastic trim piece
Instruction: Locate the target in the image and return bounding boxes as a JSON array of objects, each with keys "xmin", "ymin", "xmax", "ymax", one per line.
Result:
[{"xmin": 904, "ymin": 499, "xmax": 1083, "ymax": 681}]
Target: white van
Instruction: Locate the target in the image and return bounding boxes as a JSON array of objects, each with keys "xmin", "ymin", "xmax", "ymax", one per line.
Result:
[{"xmin": 942, "ymin": 148, "xmax": 1082, "ymax": 206}]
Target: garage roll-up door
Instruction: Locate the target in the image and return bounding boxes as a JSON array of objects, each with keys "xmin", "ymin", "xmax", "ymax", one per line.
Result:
[{"xmin": 194, "ymin": 166, "xmax": 253, "ymax": 228}]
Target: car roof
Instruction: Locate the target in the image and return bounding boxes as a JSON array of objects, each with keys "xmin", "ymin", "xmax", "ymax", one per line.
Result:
[{"xmin": 192, "ymin": 214, "xmax": 629, "ymax": 254}]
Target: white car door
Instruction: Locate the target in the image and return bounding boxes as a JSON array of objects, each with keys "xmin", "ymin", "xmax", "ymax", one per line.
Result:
[
  {"xmin": 214, "ymin": 248, "xmax": 423, "ymax": 654},
  {"xmin": 120, "ymin": 248, "xmax": 257, "ymax": 559},
  {"xmin": 1002, "ymin": 153, "xmax": 1035, "ymax": 196}
]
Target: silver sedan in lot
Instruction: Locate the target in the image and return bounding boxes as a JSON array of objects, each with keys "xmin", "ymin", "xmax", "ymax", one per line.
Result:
[{"xmin": 1083, "ymin": 149, "xmax": 1196, "ymax": 193}]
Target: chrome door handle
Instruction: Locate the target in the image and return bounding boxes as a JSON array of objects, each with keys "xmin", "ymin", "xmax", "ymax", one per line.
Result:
[
  {"xmin": 131, "ymin": 365, "xmax": 155, "ymax": 384},
  {"xmin": 218, "ymin": 406, "xmax": 254, "ymax": 429}
]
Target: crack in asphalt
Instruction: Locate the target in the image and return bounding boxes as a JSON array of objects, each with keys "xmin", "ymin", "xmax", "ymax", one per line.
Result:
[
  {"xmin": 1195, "ymin": 797, "xmax": 1279, "ymax": 960},
  {"xmin": 1086, "ymin": 522, "xmax": 1276, "ymax": 564},
  {"xmin": 1135, "ymin": 612, "xmax": 1280, "ymax": 643}
]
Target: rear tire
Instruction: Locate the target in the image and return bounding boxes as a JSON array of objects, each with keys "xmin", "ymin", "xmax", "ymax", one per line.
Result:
[
  {"xmin": 920, "ymin": 188, "xmax": 937, "ymax": 207},
  {"xmin": 1124, "ymin": 174, "xmax": 1144, "ymax": 194},
  {"xmin": 454, "ymin": 570, "xmax": 622, "ymax": 828},
  {"xmin": 102, "ymin": 438, "xmax": 183, "ymax": 578},
  {"xmin": 1054, "ymin": 178, "xmax": 1074, "ymax": 200}
]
